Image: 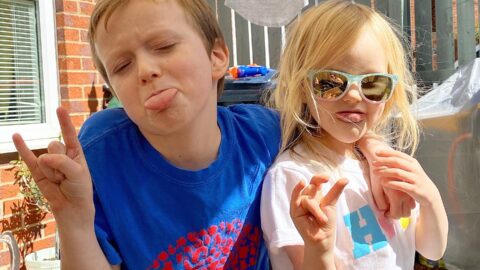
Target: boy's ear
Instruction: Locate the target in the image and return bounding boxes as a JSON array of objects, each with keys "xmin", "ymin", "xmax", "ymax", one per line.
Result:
[{"xmin": 210, "ymin": 39, "xmax": 229, "ymax": 80}]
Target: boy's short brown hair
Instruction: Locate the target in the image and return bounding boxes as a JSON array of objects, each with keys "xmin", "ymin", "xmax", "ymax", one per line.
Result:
[{"xmin": 89, "ymin": 0, "xmax": 226, "ymax": 96}]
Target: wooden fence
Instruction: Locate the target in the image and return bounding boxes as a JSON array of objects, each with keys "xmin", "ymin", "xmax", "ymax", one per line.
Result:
[{"xmin": 207, "ymin": 0, "xmax": 479, "ymax": 84}]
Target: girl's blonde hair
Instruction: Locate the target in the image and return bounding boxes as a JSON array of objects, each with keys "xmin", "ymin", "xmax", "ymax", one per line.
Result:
[{"xmin": 271, "ymin": 0, "xmax": 419, "ymax": 160}]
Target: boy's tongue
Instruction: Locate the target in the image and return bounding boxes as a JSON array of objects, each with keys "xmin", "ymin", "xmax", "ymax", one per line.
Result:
[
  {"xmin": 144, "ymin": 88, "xmax": 178, "ymax": 111},
  {"xmin": 336, "ymin": 112, "xmax": 364, "ymax": 123}
]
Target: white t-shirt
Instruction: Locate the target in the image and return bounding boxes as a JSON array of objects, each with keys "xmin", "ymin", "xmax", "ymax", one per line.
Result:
[{"xmin": 261, "ymin": 145, "xmax": 418, "ymax": 270}]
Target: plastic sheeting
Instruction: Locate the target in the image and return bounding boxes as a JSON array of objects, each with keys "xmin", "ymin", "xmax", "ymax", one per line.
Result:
[{"xmin": 412, "ymin": 59, "xmax": 480, "ymax": 269}]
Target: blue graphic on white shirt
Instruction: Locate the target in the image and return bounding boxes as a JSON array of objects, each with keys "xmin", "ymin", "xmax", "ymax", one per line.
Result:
[{"xmin": 343, "ymin": 205, "xmax": 388, "ymax": 259}]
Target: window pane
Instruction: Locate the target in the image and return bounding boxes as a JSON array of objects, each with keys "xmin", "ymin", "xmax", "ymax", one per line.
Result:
[{"xmin": 0, "ymin": 0, "xmax": 43, "ymax": 126}]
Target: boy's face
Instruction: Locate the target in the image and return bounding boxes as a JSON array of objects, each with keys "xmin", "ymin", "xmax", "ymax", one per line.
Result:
[{"xmin": 94, "ymin": 0, "xmax": 228, "ymax": 137}]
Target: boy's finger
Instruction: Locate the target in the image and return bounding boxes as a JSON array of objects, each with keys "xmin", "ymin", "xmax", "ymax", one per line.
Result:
[
  {"xmin": 321, "ymin": 178, "xmax": 348, "ymax": 207},
  {"xmin": 38, "ymin": 154, "xmax": 84, "ymax": 181},
  {"xmin": 12, "ymin": 133, "xmax": 38, "ymax": 171},
  {"xmin": 56, "ymin": 107, "xmax": 82, "ymax": 157},
  {"xmin": 38, "ymin": 155, "xmax": 62, "ymax": 183},
  {"xmin": 48, "ymin": 141, "xmax": 66, "ymax": 155}
]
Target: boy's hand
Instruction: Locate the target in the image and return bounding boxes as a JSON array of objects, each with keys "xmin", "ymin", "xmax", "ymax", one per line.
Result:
[
  {"xmin": 12, "ymin": 107, "xmax": 94, "ymax": 225},
  {"xmin": 357, "ymin": 134, "xmax": 415, "ymax": 218},
  {"xmin": 372, "ymin": 149, "xmax": 440, "ymax": 207},
  {"xmin": 290, "ymin": 175, "xmax": 348, "ymax": 252}
]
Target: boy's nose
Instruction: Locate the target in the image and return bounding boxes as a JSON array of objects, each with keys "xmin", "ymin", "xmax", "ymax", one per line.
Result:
[
  {"xmin": 342, "ymin": 83, "xmax": 363, "ymax": 103},
  {"xmin": 137, "ymin": 55, "xmax": 161, "ymax": 84}
]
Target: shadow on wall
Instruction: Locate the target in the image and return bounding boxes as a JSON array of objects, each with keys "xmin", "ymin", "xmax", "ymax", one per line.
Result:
[{"xmin": 88, "ymin": 81, "xmax": 100, "ymax": 116}]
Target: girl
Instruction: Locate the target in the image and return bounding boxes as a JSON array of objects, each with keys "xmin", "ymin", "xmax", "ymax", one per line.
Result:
[{"xmin": 260, "ymin": 1, "xmax": 448, "ymax": 269}]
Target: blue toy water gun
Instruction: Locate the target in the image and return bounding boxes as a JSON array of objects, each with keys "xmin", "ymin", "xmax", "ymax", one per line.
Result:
[{"xmin": 229, "ymin": 65, "xmax": 269, "ymax": 78}]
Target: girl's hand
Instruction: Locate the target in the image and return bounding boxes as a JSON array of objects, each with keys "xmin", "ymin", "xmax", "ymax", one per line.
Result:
[
  {"xmin": 372, "ymin": 149, "xmax": 441, "ymax": 206},
  {"xmin": 357, "ymin": 134, "xmax": 415, "ymax": 218},
  {"xmin": 290, "ymin": 175, "xmax": 348, "ymax": 252},
  {"xmin": 12, "ymin": 107, "xmax": 95, "ymax": 225}
]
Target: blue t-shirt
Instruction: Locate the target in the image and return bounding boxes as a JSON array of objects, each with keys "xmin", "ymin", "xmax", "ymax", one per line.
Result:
[{"xmin": 78, "ymin": 104, "xmax": 281, "ymax": 269}]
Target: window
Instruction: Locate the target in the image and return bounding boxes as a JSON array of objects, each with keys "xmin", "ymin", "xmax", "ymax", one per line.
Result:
[{"xmin": 0, "ymin": 0, "xmax": 59, "ymax": 153}]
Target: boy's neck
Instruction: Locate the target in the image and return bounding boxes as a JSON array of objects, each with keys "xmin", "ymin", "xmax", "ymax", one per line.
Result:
[{"xmin": 141, "ymin": 121, "xmax": 222, "ymax": 171}]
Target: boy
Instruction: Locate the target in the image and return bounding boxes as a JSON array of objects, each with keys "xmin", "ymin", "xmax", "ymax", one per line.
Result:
[{"xmin": 14, "ymin": 0, "xmax": 280, "ymax": 269}]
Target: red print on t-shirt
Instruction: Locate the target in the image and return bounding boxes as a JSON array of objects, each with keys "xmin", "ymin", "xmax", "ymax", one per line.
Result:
[{"xmin": 147, "ymin": 219, "xmax": 261, "ymax": 270}]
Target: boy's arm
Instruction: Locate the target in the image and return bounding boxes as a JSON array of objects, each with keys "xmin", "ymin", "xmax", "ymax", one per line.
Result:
[
  {"xmin": 289, "ymin": 175, "xmax": 348, "ymax": 270},
  {"xmin": 372, "ymin": 149, "xmax": 448, "ymax": 260},
  {"xmin": 357, "ymin": 134, "xmax": 415, "ymax": 218},
  {"xmin": 13, "ymin": 107, "xmax": 116, "ymax": 270}
]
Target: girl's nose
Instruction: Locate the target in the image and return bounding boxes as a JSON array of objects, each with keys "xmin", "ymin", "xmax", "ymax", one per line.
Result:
[{"xmin": 342, "ymin": 83, "xmax": 363, "ymax": 103}]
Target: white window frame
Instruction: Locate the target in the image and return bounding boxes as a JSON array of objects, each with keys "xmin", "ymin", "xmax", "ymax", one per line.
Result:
[{"xmin": 0, "ymin": 0, "xmax": 60, "ymax": 154}]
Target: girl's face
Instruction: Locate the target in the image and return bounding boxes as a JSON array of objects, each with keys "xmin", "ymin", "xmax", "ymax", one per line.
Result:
[{"xmin": 306, "ymin": 30, "xmax": 388, "ymax": 150}]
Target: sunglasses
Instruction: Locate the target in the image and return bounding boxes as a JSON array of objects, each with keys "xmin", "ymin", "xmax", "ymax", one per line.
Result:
[{"xmin": 307, "ymin": 70, "xmax": 398, "ymax": 103}]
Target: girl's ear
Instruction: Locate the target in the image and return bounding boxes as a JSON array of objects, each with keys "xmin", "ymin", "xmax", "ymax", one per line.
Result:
[{"xmin": 211, "ymin": 39, "xmax": 229, "ymax": 81}]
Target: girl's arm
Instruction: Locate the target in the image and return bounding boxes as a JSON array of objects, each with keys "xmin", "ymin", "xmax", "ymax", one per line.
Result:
[
  {"xmin": 289, "ymin": 175, "xmax": 348, "ymax": 270},
  {"xmin": 371, "ymin": 149, "xmax": 448, "ymax": 260}
]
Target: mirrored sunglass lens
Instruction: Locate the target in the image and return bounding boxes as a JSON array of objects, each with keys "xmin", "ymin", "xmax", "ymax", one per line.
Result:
[
  {"xmin": 361, "ymin": 75, "xmax": 392, "ymax": 102},
  {"xmin": 311, "ymin": 71, "xmax": 347, "ymax": 100}
]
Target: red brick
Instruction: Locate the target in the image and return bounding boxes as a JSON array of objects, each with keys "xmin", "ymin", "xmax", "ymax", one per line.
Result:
[
  {"xmin": 0, "ymin": 185, "xmax": 20, "ymax": 199},
  {"xmin": 0, "ymin": 167, "xmax": 16, "ymax": 185},
  {"xmin": 79, "ymin": 2, "xmax": 95, "ymax": 16},
  {"xmin": 60, "ymin": 86, "xmax": 84, "ymax": 99},
  {"xmin": 59, "ymin": 14, "xmax": 90, "ymax": 29},
  {"xmin": 84, "ymin": 84, "xmax": 105, "ymax": 98},
  {"xmin": 62, "ymin": 28, "xmax": 81, "ymax": 43},
  {"xmin": 61, "ymin": 100, "xmax": 102, "ymax": 114},
  {"xmin": 43, "ymin": 221, "xmax": 57, "ymax": 237},
  {"xmin": 80, "ymin": 29, "xmax": 89, "ymax": 43},
  {"xmin": 59, "ymin": 71, "xmax": 96, "ymax": 85},
  {"xmin": 63, "ymin": 0, "xmax": 79, "ymax": 13},
  {"xmin": 32, "ymin": 236, "xmax": 55, "ymax": 252},
  {"xmin": 56, "ymin": 14, "xmax": 65, "ymax": 28},
  {"xmin": 57, "ymin": 42, "xmax": 91, "ymax": 57},
  {"xmin": 81, "ymin": 58, "xmax": 95, "ymax": 70},
  {"xmin": 69, "ymin": 114, "xmax": 87, "ymax": 128},
  {"xmin": 58, "ymin": 57, "xmax": 82, "ymax": 71},
  {"xmin": 2, "ymin": 199, "xmax": 22, "ymax": 216}
]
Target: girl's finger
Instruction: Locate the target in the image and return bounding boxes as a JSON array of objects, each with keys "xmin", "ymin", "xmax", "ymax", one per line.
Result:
[
  {"xmin": 321, "ymin": 178, "xmax": 348, "ymax": 207},
  {"xmin": 382, "ymin": 180, "xmax": 415, "ymax": 195},
  {"xmin": 301, "ymin": 197, "xmax": 328, "ymax": 224},
  {"xmin": 375, "ymin": 149, "xmax": 415, "ymax": 163},
  {"xmin": 372, "ymin": 156, "xmax": 413, "ymax": 172},
  {"xmin": 374, "ymin": 168, "xmax": 415, "ymax": 184},
  {"xmin": 290, "ymin": 180, "xmax": 307, "ymax": 215}
]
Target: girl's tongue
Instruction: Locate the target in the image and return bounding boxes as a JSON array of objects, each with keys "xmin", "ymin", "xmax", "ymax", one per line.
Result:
[{"xmin": 336, "ymin": 112, "xmax": 365, "ymax": 123}]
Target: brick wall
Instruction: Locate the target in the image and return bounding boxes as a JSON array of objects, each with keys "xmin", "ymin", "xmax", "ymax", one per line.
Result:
[{"xmin": 0, "ymin": 0, "xmax": 101, "ymax": 269}]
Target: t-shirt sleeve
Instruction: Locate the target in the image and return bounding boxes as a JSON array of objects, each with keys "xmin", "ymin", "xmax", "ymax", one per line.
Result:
[
  {"xmin": 261, "ymin": 165, "xmax": 309, "ymax": 251},
  {"xmin": 93, "ymin": 191, "xmax": 122, "ymax": 266}
]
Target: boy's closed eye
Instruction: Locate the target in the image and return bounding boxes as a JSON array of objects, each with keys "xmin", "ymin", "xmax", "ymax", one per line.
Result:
[
  {"xmin": 111, "ymin": 59, "xmax": 132, "ymax": 75},
  {"xmin": 152, "ymin": 42, "xmax": 176, "ymax": 52}
]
